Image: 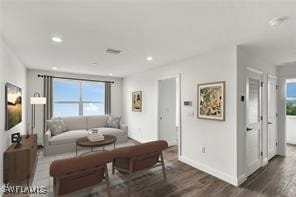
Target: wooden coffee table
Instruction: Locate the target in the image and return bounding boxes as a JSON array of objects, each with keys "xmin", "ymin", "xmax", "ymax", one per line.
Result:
[{"xmin": 76, "ymin": 135, "xmax": 117, "ymax": 156}]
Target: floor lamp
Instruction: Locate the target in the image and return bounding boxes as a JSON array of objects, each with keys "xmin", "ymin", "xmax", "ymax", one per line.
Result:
[{"xmin": 30, "ymin": 92, "xmax": 46, "ymax": 137}]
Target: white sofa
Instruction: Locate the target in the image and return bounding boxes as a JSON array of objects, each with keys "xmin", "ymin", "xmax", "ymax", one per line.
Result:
[{"xmin": 44, "ymin": 115, "xmax": 128, "ymax": 156}]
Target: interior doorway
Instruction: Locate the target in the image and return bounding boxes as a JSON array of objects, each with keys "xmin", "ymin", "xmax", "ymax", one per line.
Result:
[
  {"xmin": 157, "ymin": 75, "xmax": 181, "ymax": 154},
  {"xmin": 267, "ymin": 74, "xmax": 278, "ymax": 160},
  {"xmin": 245, "ymin": 67, "xmax": 263, "ymax": 176}
]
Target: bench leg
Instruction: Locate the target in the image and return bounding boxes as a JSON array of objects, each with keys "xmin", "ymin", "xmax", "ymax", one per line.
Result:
[
  {"xmin": 160, "ymin": 151, "xmax": 167, "ymax": 181},
  {"xmin": 105, "ymin": 165, "xmax": 112, "ymax": 197},
  {"xmin": 128, "ymin": 160, "xmax": 134, "ymax": 197},
  {"xmin": 112, "ymin": 159, "xmax": 115, "ymax": 175}
]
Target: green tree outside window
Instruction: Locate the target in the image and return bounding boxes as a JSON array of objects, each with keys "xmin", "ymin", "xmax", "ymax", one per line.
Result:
[{"xmin": 286, "ymin": 100, "xmax": 296, "ymax": 116}]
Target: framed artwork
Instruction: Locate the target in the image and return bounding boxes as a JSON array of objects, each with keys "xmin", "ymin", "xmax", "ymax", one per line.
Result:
[
  {"xmin": 5, "ymin": 83, "xmax": 22, "ymax": 130},
  {"xmin": 197, "ymin": 81, "xmax": 225, "ymax": 121},
  {"xmin": 132, "ymin": 91, "xmax": 142, "ymax": 112}
]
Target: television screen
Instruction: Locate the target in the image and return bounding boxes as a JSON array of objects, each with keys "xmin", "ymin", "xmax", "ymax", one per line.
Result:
[{"xmin": 5, "ymin": 83, "xmax": 22, "ymax": 130}]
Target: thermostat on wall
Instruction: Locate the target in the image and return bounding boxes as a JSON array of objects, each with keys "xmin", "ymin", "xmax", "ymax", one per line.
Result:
[{"xmin": 184, "ymin": 101, "xmax": 192, "ymax": 106}]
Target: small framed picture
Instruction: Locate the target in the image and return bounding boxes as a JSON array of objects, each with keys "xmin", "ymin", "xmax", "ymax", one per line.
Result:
[
  {"xmin": 197, "ymin": 81, "xmax": 225, "ymax": 121},
  {"xmin": 132, "ymin": 91, "xmax": 142, "ymax": 112}
]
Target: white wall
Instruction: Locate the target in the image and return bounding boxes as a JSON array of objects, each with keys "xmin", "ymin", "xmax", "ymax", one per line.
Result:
[
  {"xmin": 0, "ymin": 39, "xmax": 27, "ymax": 186},
  {"xmin": 26, "ymin": 69, "xmax": 123, "ymax": 145},
  {"xmin": 236, "ymin": 46, "xmax": 277, "ymax": 184},
  {"xmin": 123, "ymin": 46, "xmax": 239, "ymax": 185},
  {"xmin": 286, "ymin": 116, "xmax": 296, "ymax": 144}
]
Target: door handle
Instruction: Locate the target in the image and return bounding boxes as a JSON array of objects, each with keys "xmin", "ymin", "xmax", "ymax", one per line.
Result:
[
  {"xmin": 246, "ymin": 128, "xmax": 253, "ymax": 131},
  {"xmin": 268, "ymin": 122, "xmax": 272, "ymax": 125}
]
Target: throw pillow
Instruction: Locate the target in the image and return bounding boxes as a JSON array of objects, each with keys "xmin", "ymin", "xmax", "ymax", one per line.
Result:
[
  {"xmin": 105, "ymin": 115, "xmax": 121, "ymax": 129},
  {"xmin": 47, "ymin": 118, "xmax": 67, "ymax": 136}
]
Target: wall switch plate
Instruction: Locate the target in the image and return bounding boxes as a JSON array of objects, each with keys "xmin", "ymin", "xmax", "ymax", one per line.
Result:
[{"xmin": 184, "ymin": 101, "xmax": 192, "ymax": 106}]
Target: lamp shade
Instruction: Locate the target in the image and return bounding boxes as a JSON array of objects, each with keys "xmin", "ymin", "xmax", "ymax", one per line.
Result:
[{"xmin": 30, "ymin": 97, "xmax": 46, "ymax": 104}]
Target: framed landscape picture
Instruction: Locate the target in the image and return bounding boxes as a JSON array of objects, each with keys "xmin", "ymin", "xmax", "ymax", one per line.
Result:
[
  {"xmin": 197, "ymin": 81, "xmax": 225, "ymax": 121},
  {"xmin": 132, "ymin": 91, "xmax": 142, "ymax": 112},
  {"xmin": 5, "ymin": 83, "xmax": 22, "ymax": 130}
]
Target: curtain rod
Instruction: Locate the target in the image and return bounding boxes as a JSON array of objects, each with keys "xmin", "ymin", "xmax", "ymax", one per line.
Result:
[{"xmin": 37, "ymin": 74, "xmax": 115, "ymax": 84}]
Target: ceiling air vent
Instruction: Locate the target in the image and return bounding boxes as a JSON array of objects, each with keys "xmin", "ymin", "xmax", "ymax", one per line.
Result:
[{"xmin": 105, "ymin": 48, "xmax": 121, "ymax": 55}]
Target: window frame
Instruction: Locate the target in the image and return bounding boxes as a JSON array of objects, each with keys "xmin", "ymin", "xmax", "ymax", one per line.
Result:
[{"xmin": 53, "ymin": 79, "xmax": 105, "ymax": 117}]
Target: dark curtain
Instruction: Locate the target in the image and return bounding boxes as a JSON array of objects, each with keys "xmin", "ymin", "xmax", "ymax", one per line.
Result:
[
  {"xmin": 105, "ymin": 82, "xmax": 111, "ymax": 114},
  {"xmin": 43, "ymin": 76, "xmax": 53, "ymax": 132}
]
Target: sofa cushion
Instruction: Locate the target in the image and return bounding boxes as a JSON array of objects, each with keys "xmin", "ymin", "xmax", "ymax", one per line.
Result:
[
  {"xmin": 49, "ymin": 130, "xmax": 88, "ymax": 145},
  {"xmin": 87, "ymin": 115, "xmax": 108, "ymax": 129},
  {"xmin": 47, "ymin": 118, "xmax": 67, "ymax": 136},
  {"xmin": 61, "ymin": 116, "xmax": 87, "ymax": 131},
  {"xmin": 90, "ymin": 128, "xmax": 125, "ymax": 137}
]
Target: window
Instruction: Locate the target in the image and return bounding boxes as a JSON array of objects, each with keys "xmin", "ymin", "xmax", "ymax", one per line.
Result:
[
  {"xmin": 286, "ymin": 81, "xmax": 296, "ymax": 116},
  {"xmin": 53, "ymin": 79, "xmax": 105, "ymax": 117}
]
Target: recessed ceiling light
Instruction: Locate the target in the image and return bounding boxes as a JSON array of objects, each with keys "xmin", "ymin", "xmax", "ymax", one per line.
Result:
[
  {"xmin": 146, "ymin": 56, "xmax": 153, "ymax": 61},
  {"xmin": 92, "ymin": 62, "xmax": 97, "ymax": 66},
  {"xmin": 105, "ymin": 48, "xmax": 121, "ymax": 55},
  {"xmin": 108, "ymin": 73, "xmax": 113, "ymax": 76},
  {"xmin": 51, "ymin": 36, "xmax": 63, "ymax": 43},
  {"xmin": 269, "ymin": 16, "xmax": 289, "ymax": 27},
  {"xmin": 52, "ymin": 67, "xmax": 57, "ymax": 70}
]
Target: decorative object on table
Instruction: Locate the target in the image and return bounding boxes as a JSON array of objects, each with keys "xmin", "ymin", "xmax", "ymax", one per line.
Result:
[
  {"xmin": 30, "ymin": 92, "xmax": 46, "ymax": 136},
  {"xmin": 11, "ymin": 132, "xmax": 22, "ymax": 148},
  {"xmin": 197, "ymin": 81, "xmax": 225, "ymax": 121},
  {"xmin": 132, "ymin": 91, "xmax": 142, "ymax": 112},
  {"xmin": 106, "ymin": 115, "xmax": 121, "ymax": 128},
  {"xmin": 46, "ymin": 118, "xmax": 67, "ymax": 136},
  {"xmin": 88, "ymin": 130, "xmax": 104, "ymax": 142},
  {"xmin": 5, "ymin": 83, "xmax": 22, "ymax": 130},
  {"xmin": 90, "ymin": 128, "xmax": 99, "ymax": 133}
]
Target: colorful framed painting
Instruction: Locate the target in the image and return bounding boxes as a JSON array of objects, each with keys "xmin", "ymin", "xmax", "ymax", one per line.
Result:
[
  {"xmin": 5, "ymin": 83, "xmax": 22, "ymax": 130},
  {"xmin": 197, "ymin": 81, "xmax": 225, "ymax": 121},
  {"xmin": 132, "ymin": 91, "xmax": 142, "ymax": 112}
]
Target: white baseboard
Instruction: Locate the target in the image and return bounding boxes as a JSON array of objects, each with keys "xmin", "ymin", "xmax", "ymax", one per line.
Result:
[
  {"xmin": 179, "ymin": 156, "xmax": 239, "ymax": 186},
  {"xmin": 286, "ymin": 138, "xmax": 296, "ymax": 145},
  {"xmin": 237, "ymin": 174, "xmax": 247, "ymax": 185},
  {"xmin": 262, "ymin": 157, "xmax": 268, "ymax": 166}
]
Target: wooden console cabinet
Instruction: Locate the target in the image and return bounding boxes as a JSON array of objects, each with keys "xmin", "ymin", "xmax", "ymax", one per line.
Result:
[{"xmin": 3, "ymin": 134, "xmax": 37, "ymax": 184}]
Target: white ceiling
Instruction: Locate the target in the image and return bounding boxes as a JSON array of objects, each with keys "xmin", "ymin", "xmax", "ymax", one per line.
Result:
[{"xmin": 2, "ymin": 0, "xmax": 296, "ymax": 77}]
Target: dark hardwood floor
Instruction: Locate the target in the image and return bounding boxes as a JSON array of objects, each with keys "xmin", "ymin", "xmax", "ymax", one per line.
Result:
[{"xmin": 98, "ymin": 144, "xmax": 296, "ymax": 197}]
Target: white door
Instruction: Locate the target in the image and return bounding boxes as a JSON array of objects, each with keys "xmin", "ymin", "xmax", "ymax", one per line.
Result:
[
  {"xmin": 268, "ymin": 75, "xmax": 278, "ymax": 160},
  {"xmin": 246, "ymin": 68, "xmax": 263, "ymax": 176},
  {"xmin": 158, "ymin": 78, "xmax": 177, "ymax": 146}
]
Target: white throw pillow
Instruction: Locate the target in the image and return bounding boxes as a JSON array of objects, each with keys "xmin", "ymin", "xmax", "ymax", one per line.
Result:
[
  {"xmin": 47, "ymin": 118, "xmax": 67, "ymax": 136},
  {"xmin": 105, "ymin": 115, "xmax": 121, "ymax": 129}
]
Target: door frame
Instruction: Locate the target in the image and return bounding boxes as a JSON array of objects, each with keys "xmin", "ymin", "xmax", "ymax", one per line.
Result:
[
  {"xmin": 245, "ymin": 67, "xmax": 264, "ymax": 176},
  {"xmin": 157, "ymin": 74, "xmax": 181, "ymax": 159},
  {"xmin": 267, "ymin": 73, "xmax": 278, "ymax": 160}
]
